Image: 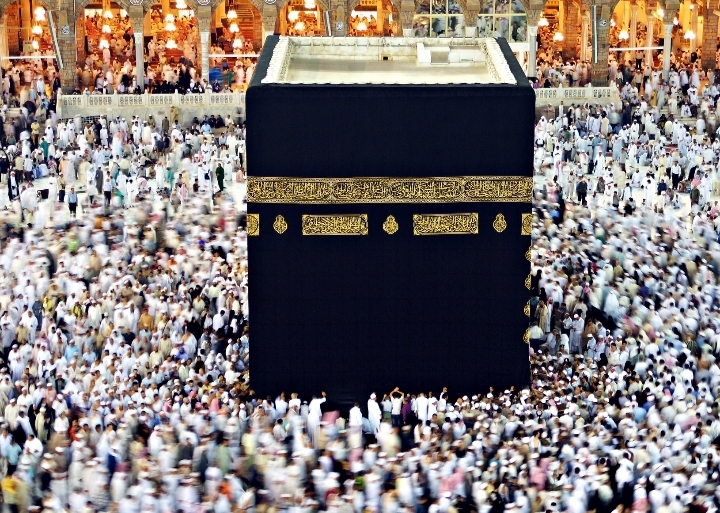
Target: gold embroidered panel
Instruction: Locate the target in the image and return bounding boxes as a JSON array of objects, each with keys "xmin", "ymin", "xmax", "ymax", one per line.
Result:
[
  {"xmin": 302, "ymin": 214, "xmax": 369, "ymax": 235},
  {"xmin": 492, "ymin": 213, "xmax": 507, "ymax": 233},
  {"xmin": 273, "ymin": 215, "xmax": 288, "ymax": 234},
  {"xmin": 521, "ymin": 213, "xmax": 532, "ymax": 235},
  {"xmin": 413, "ymin": 213, "xmax": 479, "ymax": 235},
  {"xmin": 248, "ymin": 176, "xmax": 533, "ymax": 204},
  {"xmin": 247, "ymin": 214, "xmax": 259, "ymax": 236}
]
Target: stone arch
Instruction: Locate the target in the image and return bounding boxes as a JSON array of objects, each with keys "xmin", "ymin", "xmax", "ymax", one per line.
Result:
[
  {"xmin": 208, "ymin": 0, "xmax": 226, "ymax": 12},
  {"xmin": 244, "ymin": 0, "xmax": 264, "ymax": 14},
  {"xmin": 0, "ymin": 0, "xmax": 53, "ymax": 16},
  {"xmin": 580, "ymin": 0, "xmax": 620, "ymax": 14},
  {"xmin": 277, "ymin": 0, "xmax": 329, "ymax": 13},
  {"xmin": 347, "ymin": 0, "xmax": 398, "ymax": 12},
  {"xmin": 206, "ymin": 0, "xmax": 264, "ymax": 49},
  {"xmin": 210, "ymin": 0, "xmax": 264, "ymax": 18}
]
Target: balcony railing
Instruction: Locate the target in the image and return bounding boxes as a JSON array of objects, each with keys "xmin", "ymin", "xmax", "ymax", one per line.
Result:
[
  {"xmin": 534, "ymin": 86, "xmax": 619, "ymax": 102},
  {"xmin": 57, "ymin": 90, "xmax": 246, "ymax": 118}
]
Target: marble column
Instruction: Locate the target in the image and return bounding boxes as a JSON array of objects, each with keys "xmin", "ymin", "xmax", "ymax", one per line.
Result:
[
  {"xmin": 464, "ymin": 1, "xmax": 479, "ymax": 37},
  {"xmin": 562, "ymin": 0, "xmax": 578, "ymax": 61},
  {"xmin": 690, "ymin": 4, "xmax": 697, "ymax": 52},
  {"xmin": 130, "ymin": 7, "xmax": 145, "ymax": 92},
  {"xmin": 0, "ymin": 14, "xmax": 8, "ymax": 69},
  {"xmin": 580, "ymin": 12, "xmax": 590, "ymax": 61},
  {"xmin": 464, "ymin": 10, "xmax": 478, "ymax": 36},
  {"xmin": 262, "ymin": 4, "xmax": 277, "ymax": 41},
  {"xmin": 75, "ymin": 14, "xmax": 86, "ymax": 63},
  {"xmin": 401, "ymin": 0, "xmax": 414, "ymax": 37},
  {"xmin": 630, "ymin": 1, "xmax": 638, "ymax": 48},
  {"xmin": 663, "ymin": 22, "xmax": 673, "ymax": 79},
  {"xmin": 702, "ymin": 9, "xmax": 719, "ymax": 70},
  {"xmin": 200, "ymin": 31, "xmax": 209, "ymax": 83},
  {"xmin": 21, "ymin": 0, "xmax": 31, "ymax": 42},
  {"xmin": 645, "ymin": 18, "xmax": 654, "ymax": 65},
  {"xmin": 134, "ymin": 32, "xmax": 144, "ymax": 91},
  {"xmin": 558, "ymin": 0, "xmax": 564, "ymax": 35},
  {"xmin": 198, "ymin": 8, "xmax": 211, "ymax": 84},
  {"xmin": 590, "ymin": 5, "xmax": 611, "ymax": 86},
  {"xmin": 528, "ymin": 24, "xmax": 537, "ymax": 76}
]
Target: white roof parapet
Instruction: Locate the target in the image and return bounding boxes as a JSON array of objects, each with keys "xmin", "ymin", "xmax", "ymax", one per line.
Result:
[
  {"xmin": 481, "ymin": 37, "xmax": 517, "ymax": 85},
  {"xmin": 261, "ymin": 37, "xmax": 291, "ymax": 84},
  {"xmin": 260, "ymin": 36, "xmax": 519, "ymax": 86}
]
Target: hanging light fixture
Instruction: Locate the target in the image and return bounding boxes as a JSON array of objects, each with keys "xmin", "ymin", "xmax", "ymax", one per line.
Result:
[
  {"xmin": 656, "ymin": 8, "xmax": 664, "ymax": 17},
  {"xmin": 165, "ymin": 14, "xmax": 175, "ymax": 22},
  {"xmin": 104, "ymin": 9, "xmax": 113, "ymax": 18},
  {"xmin": 165, "ymin": 21, "xmax": 177, "ymax": 31},
  {"xmin": 538, "ymin": 17, "xmax": 549, "ymax": 27},
  {"xmin": 32, "ymin": 24, "xmax": 43, "ymax": 35},
  {"xmin": 553, "ymin": 31, "xmax": 564, "ymax": 41},
  {"xmin": 304, "ymin": 0, "xmax": 316, "ymax": 9},
  {"xmin": 229, "ymin": 22, "xmax": 239, "ymax": 33},
  {"xmin": 288, "ymin": 10, "xmax": 300, "ymax": 22},
  {"xmin": 34, "ymin": 6, "xmax": 46, "ymax": 21},
  {"xmin": 176, "ymin": 0, "xmax": 187, "ymax": 8},
  {"xmin": 294, "ymin": 21, "xmax": 306, "ymax": 30},
  {"xmin": 617, "ymin": 0, "xmax": 629, "ymax": 41},
  {"xmin": 166, "ymin": 39, "xmax": 177, "ymax": 48},
  {"xmin": 611, "ymin": 18, "xmax": 616, "ymax": 26},
  {"xmin": 102, "ymin": 24, "xmax": 112, "ymax": 33},
  {"xmin": 32, "ymin": 40, "xmax": 39, "ymax": 50},
  {"xmin": 685, "ymin": 29, "xmax": 696, "ymax": 39},
  {"xmin": 227, "ymin": 10, "xmax": 237, "ymax": 19},
  {"xmin": 99, "ymin": 39, "xmax": 110, "ymax": 49},
  {"xmin": 120, "ymin": 9, "xmax": 128, "ymax": 18},
  {"xmin": 232, "ymin": 38, "xmax": 242, "ymax": 48}
]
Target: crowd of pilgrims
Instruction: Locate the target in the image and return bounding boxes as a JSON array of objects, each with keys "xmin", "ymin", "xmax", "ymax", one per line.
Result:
[
  {"xmin": 532, "ymin": 33, "xmax": 714, "ymax": 90},
  {"xmin": 5, "ymin": 37, "xmax": 720, "ymax": 513},
  {"xmin": 2, "ymin": 13, "xmax": 258, "ymax": 102}
]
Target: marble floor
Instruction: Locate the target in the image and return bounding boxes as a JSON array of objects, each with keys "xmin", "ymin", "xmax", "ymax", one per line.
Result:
[{"xmin": 284, "ymin": 56, "xmax": 493, "ymax": 84}]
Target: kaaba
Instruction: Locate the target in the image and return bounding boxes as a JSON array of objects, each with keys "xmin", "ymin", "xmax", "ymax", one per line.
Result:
[{"xmin": 246, "ymin": 35, "xmax": 534, "ymax": 407}]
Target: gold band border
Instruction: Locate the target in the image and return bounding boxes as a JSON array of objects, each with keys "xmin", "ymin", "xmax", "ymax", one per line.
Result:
[
  {"xmin": 413, "ymin": 213, "xmax": 479, "ymax": 236},
  {"xmin": 301, "ymin": 214, "xmax": 369, "ymax": 236},
  {"xmin": 248, "ymin": 176, "xmax": 533, "ymax": 204}
]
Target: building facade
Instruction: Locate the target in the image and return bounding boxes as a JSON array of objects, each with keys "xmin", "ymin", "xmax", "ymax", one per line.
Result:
[{"xmin": 0, "ymin": 0, "xmax": 712, "ymax": 92}]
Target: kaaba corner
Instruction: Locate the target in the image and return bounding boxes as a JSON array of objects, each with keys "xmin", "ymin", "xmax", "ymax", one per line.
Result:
[{"xmin": 246, "ymin": 35, "xmax": 534, "ymax": 406}]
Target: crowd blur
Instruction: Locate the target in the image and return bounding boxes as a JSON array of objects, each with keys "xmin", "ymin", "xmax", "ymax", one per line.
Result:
[
  {"xmin": 533, "ymin": 22, "xmax": 714, "ymax": 90},
  {"xmin": 1, "ymin": 10, "xmax": 258, "ymax": 105},
  {"xmin": 6, "ymin": 22, "xmax": 720, "ymax": 513}
]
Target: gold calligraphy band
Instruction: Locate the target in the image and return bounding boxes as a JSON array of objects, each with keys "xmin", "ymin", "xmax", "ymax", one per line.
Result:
[
  {"xmin": 302, "ymin": 214, "xmax": 369, "ymax": 235},
  {"xmin": 413, "ymin": 213, "xmax": 479, "ymax": 235},
  {"xmin": 248, "ymin": 176, "xmax": 532, "ymax": 204}
]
